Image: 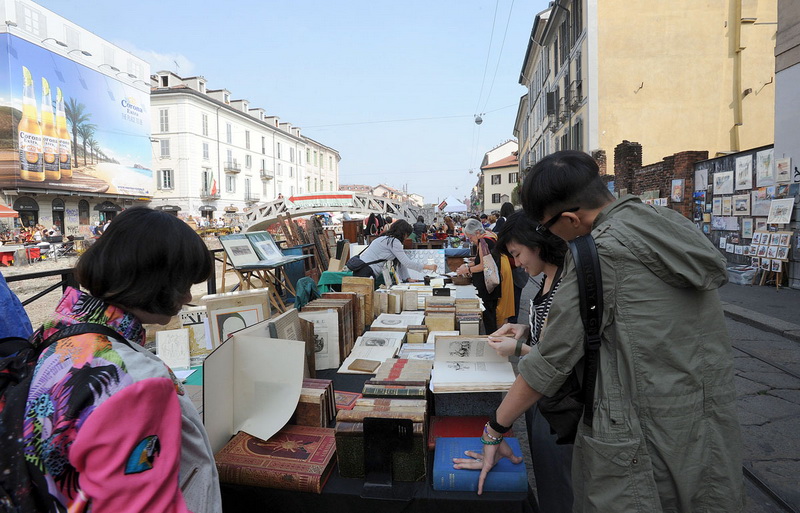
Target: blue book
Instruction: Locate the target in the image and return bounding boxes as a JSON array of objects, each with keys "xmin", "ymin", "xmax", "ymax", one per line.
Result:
[{"xmin": 432, "ymin": 437, "xmax": 528, "ymax": 492}]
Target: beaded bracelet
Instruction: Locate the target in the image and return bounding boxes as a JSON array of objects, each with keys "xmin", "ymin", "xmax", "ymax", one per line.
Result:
[
  {"xmin": 483, "ymin": 424, "xmax": 504, "ymax": 442},
  {"xmin": 480, "ymin": 436, "xmax": 502, "ymax": 445}
]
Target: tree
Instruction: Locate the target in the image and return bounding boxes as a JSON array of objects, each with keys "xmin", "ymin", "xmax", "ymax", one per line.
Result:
[
  {"xmin": 65, "ymin": 98, "xmax": 91, "ymax": 166},
  {"xmin": 76, "ymin": 123, "xmax": 96, "ymax": 166}
]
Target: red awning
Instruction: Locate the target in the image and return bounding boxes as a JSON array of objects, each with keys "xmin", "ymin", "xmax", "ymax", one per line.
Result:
[{"xmin": 0, "ymin": 204, "xmax": 18, "ymax": 218}]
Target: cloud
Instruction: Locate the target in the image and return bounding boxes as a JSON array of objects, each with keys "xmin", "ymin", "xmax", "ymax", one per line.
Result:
[{"xmin": 111, "ymin": 40, "xmax": 195, "ymax": 76}]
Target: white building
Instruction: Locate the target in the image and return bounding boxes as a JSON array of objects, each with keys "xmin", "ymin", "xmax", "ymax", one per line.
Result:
[
  {"xmin": 480, "ymin": 140, "xmax": 518, "ymax": 214},
  {"xmin": 150, "ymin": 71, "xmax": 340, "ymax": 219}
]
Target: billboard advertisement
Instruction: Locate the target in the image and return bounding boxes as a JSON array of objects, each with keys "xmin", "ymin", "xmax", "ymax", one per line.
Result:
[{"xmin": 0, "ymin": 33, "xmax": 152, "ymax": 196}]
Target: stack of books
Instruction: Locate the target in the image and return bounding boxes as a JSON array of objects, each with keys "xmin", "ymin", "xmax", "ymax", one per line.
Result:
[
  {"xmin": 405, "ymin": 325, "xmax": 428, "ymax": 344},
  {"xmin": 293, "ymin": 377, "xmax": 336, "ymax": 428},
  {"xmin": 341, "ymin": 276, "xmax": 375, "ymax": 328},
  {"xmin": 370, "ymin": 313, "xmax": 425, "ymax": 333},
  {"xmin": 429, "ymin": 336, "xmax": 516, "ymax": 393},
  {"xmin": 337, "ymin": 331, "xmax": 405, "ymax": 374}
]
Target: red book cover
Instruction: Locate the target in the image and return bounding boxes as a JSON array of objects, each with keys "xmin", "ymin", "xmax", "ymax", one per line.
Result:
[
  {"xmin": 427, "ymin": 416, "xmax": 514, "ymax": 450},
  {"xmin": 215, "ymin": 426, "xmax": 337, "ymax": 494},
  {"xmin": 334, "ymin": 390, "xmax": 361, "ymax": 410}
]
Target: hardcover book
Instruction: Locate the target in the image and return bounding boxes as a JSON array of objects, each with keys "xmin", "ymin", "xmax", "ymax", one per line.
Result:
[
  {"xmin": 334, "ymin": 391, "xmax": 362, "ymax": 410},
  {"xmin": 341, "ymin": 276, "xmax": 375, "ymax": 326},
  {"xmin": 427, "ymin": 415, "xmax": 513, "ymax": 450},
  {"xmin": 215, "ymin": 426, "xmax": 337, "ymax": 494},
  {"xmin": 432, "ymin": 437, "xmax": 527, "ymax": 492},
  {"xmin": 335, "ymin": 420, "xmax": 426, "ymax": 481}
]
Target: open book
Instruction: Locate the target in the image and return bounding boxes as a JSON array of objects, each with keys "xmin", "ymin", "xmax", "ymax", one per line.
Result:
[
  {"xmin": 429, "ymin": 336, "xmax": 516, "ymax": 393},
  {"xmin": 219, "ymin": 231, "xmax": 309, "ymax": 269}
]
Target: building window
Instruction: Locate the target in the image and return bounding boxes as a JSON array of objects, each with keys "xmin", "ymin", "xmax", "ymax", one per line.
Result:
[
  {"xmin": 22, "ymin": 5, "xmax": 44, "ymax": 36},
  {"xmin": 277, "ymin": 142, "xmax": 281, "ymax": 160},
  {"xmin": 491, "ymin": 174, "xmax": 501, "ymax": 185},
  {"xmin": 491, "ymin": 193, "xmax": 501, "ymax": 203},
  {"xmin": 261, "ymin": 136, "xmax": 266, "ymax": 154},
  {"xmin": 226, "ymin": 149, "xmax": 233, "ymax": 166},
  {"xmin": 289, "ymin": 166, "xmax": 293, "ymax": 177},
  {"xmin": 223, "ymin": 92, "xmax": 230, "ymax": 103},
  {"xmin": 226, "ymin": 123, "xmax": 232, "ymax": 144},
  {"xmin": 202, "ymin": 113, "xmax": 208, "ymax": 136},
  {"xmin": 245, "ymin": 131, "xmax": 250, "ymax": 149},
  {"xmin": 508, "ymin": 172, "xmax": 518, "ymax": 183},
  {"xmin": 202, "ymin": 142, "xmax": 209, "ymax": 160},
  {"xmin": 202, "ymin": 168, "xmax": 212, "ymax": 193},
  {"xmin": 226, "ymin": 175, "xmax": 235, "ymax": 193},
  {"xmin": 158, "ymin": 169, "xmax": 173, "ymax": 190},
  {"xmin": 160, "ymin": 139, "xmax": 170, "ymax": 158},
  {"xmin": 314, "ymin": 178, "xmax": 318, "ymax": 191},
  {"xmin": 245, "ymin": 154, "xmax": 252, "ymax": 168},
  {"xmin": 314, "ymin": 151, "xmax": 318, "ymax": 166},
  {"xmin": 78, "ymin": 200, "xmax": 90, "ymax": 225},
  {"xmin": 306, "ymin": 148, "xmax": 311, "ymax": 163},
  {"xmin": 159, "ymin": 109, "xmax": 169, "ymax": 132},
  {"xmin": 329, "ymin": 156, "xmax": 333, "ymax": 169},
  {"xmin": 245, "ymin": 178, "xmax": 251, "ymax": 197},
  {"xmin": 321, "ymin": 153, "xmax": 324, "ymax": 169},
  {"xmin": 330, "ymin": 181, "xmax": 333, "ymax": 191},
  {"xmin": 277, "ymin": 163, "xmax": 282, "ymax": 175},
  {"xmin": 261, "ymin": 159, "xmax": 266, "ymax": 172},
  {"xmin": 290, "ymin": 147, "xmax": 295, "ymax": 163}
]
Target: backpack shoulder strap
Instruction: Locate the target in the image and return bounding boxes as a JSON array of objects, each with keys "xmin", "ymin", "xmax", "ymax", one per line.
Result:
[
  {"xmin": 568, "ymin": 234, "xmax": 603, "ymax": 429},
  {"xmin": 39, "ymin": 323, "xmax": 133, "ymax": 356}
]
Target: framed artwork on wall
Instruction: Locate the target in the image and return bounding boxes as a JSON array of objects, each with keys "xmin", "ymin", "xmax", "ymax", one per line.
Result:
[
  {"xmin": 735, "ymin": 155, "xmax": 753, "ymax": 190},
  {"xmin": 742, "ymin": 218, "xmax": 753, "ymax": 239},
  {"xmin": 713, "ymin": 171, "xmax": 734, "ymax": 195},
  {"xmin": 733, "ymin": 194, "xmax": 750, "ymax": 216}
]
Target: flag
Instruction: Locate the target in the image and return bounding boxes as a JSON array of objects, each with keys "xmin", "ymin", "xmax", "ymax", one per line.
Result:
[{"xmin": 438, "ymin": 200, "xmax": 447, "ymax": 211}]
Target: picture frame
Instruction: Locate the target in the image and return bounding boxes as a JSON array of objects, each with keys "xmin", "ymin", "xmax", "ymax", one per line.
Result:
[
  {"xmin": 752, "ymin": 231, "xmax": 761, "ymax": 244},
  {"xmin": 775, "ymin": 184, "xmax": 790, "ymax": 199},
  {"xmin": 760, "ymin": 259, "xmax": 770, "ymax": 271},
  {"xmin": 695, "ymin": 167, "xmax": 709, "ymax": 191},
  {"xmin": 767, "ymin": 246, "xmax": 778, "ymax": 259},
  {"xmin": 203, "ymin": 288, "xmax": 272, "ymax": 349},
  {"xmin": 713, "ymin": 171, "xmax": 734, "ymax": 195},
  {"xmin": 751, "ymin": 257, "xmax": 760, "ymax": 267},
  {"xmin": 779, "ymin": 233, "xmax": 790, "ymax": 247},
  {"xmin": 735, "ymin": 245, "xmax": 744, "ymax": 255},
  {"xmin": 755, "ymin": 218, "xmax": 768, "ymax": 232},
  {"xmin": 757, "ymin": 245, "xmax": 768, "ymax": 257},
  {"xmin": 671, "ymin": 179, "xmax": 685, "ymax": 203},
  {"xmin": 733, "ymin": 194, "xmax": 750, "ymax": 216},
  {"xmin": 775, "ymin": 157, "xmax": 791, "ymax": 183},
  {"xmin": 749, "ymin": 244, "xmax": 758, "ymax": 255},
  {"xmin": 712, "ymin": 198, "xmax": 722, "ymax": 216},
  {"xmin": 771, "ymin": 259, "xmax": 782, "ymax": 273},
  {"xmin": 776, "ymin": 246, "xmax": 789, "ymax": 260},
  {"xmin": 756, "ymin": 148, "xmax": 775, "ymax": 187},
  {"xmin": 735, "ymin": 155, "xmax": 753, "ymax": 190},
  {"xmin": 722, "ymin": 197, "xmax": 732, "ymax": 216},
  {"xmin": 767, "ymin": 198, "xmax": 795, "ymax": 225},
  {"xmin": 771, "ymin": 233, "xmax": 782, "ymax": 246},
  {"xmin": 726, "ymin": 243, "xmax": 735, "ymax": 254},
  {"xmin": 743, "ymin": 245, "xmax": 750, "ymax": 256}
]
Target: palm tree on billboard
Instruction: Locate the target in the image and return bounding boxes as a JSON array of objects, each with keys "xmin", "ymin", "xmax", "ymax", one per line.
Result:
[
  {"xmin": 77, "ymin": 123, "xmax": 97, "ymax": 166},
  {"xmin": 65, "ymin": 98, "xmax": 92, "ymax": 167}
]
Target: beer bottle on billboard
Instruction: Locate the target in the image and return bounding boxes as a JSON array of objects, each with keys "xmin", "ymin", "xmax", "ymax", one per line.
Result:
[
  {"xmin": 41, "ymin": 77, "xmax": 60, "ymax": 180},
  {"xmin": 55, "ymin": 87, "xmax": 72, "ymax": 177},
  {"xmin": 18, "ymin": 66, "xmax": 44, "ymax": 181}
]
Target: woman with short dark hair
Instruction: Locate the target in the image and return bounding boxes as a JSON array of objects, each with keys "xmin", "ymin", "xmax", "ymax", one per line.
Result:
[
  {"xmin": 23, "ymin": 207, "xmax": 221, "ymax": 512},
  {"xmin": 348, "ymin": 219, "xmax": 436, "ymax": 281}
]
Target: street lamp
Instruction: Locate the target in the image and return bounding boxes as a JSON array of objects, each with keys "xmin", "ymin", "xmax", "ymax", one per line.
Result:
[
  {"xmin": 117, "ymin": 71, "xmax": 137, "ymax": 79},
  {"xmin": 68, "ymin": 48, "xmax": 92, "ymax": 57},
  {"xmin": 42, "ymin": 37, "xmax": 68, "ymax": 48},
  {"xmin": 99, "ymin": 63, "xmax": 120, "ymax": 72}
]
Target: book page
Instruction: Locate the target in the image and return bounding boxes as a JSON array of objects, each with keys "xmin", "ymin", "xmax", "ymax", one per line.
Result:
[
  {"xmin": 269, "ymin": 309, "xmax": 301, "ymax": 340},
  {"xmin": 247, "ymin": 231, "xmax": 284, "ymax": 263},
  {"xmin": 338, "ymin": 331, "xmax": 405, "ymax": 374},
  {"xmin": 298, "ymin": 310, "xmax": 340, "ymax": 370},
  {"xmin": 156, "ymin": 328, "xmax": 190, "ymax": 370},
  {"xmin": 434, "ymin": 337, "xmax": 507, "ymax": 363},
  {"xmin": 219, "ymin": 234, "xmax": 260, "ymax": 268}
]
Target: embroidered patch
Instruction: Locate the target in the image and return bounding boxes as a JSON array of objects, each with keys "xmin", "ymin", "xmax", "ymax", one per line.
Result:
[{"xmin": 125, "ymin": 435, "xmax": 161, "ymax": 474}]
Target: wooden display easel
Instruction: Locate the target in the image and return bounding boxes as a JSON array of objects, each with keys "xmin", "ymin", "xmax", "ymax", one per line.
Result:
[{"xmin": 219, "ymin": 252, "xmax": 295, "ymax": 313}]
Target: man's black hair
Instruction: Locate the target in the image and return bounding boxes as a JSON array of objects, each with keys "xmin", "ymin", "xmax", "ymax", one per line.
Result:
[
  {"xmin": 499, "ymin": 202, "xmax": 515, "ymax": 218},
  {"xmin": 496, "ymin": 211, "xmax": 567, "ymax": 266},
  {"xmin": 521, "ymin": 150, "xmax": 614, "ymax": 221},
  {"xmin": 75, "ymin": 207, "xmax": 213, "ymax": 316}
]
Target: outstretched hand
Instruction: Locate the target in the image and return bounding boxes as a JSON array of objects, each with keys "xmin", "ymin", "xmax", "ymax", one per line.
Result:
[
  {"xmin": 451, "ymin": 439, "xmax": 522, "ymax": 495},
  {"xmin": 489, "ymin": 323, "xmax": 529, "ymax": 340}
]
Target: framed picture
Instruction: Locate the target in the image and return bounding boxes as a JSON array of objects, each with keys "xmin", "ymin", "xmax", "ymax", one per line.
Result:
[
  {"xmin": 771, "ymin": 233, "xmax": 782, "ymax": 246},
  {"xmin": 743, "ymin": 245, "xmax": 750, "ymax": 256},
  {"xmin": 712, "ymin": 198, "xmax": 722, "ymax": 216},
  {"xmin": 771, "ymin": 259, "xmax": 782, "ymax": 273},
  {"xmin": 779, "ymin": 233, "xmax": 790, "ymax": 247},
  {"xmin": 776, "ymin": 184, "xmax": 790, "ymax": 198},
  {"xmin": 203, "ymin": 289, "xmax": 272, "ymax": 349},
  {"xmin": 726, "ymin": 243, "xmax": 735, "ymax": 254},
  {"xmin": 757, "ymin": 245, "xmax": 768, "ymax": 257},
  {"xmin": 735, "ymin": 245, "xmax": 744, "ymax": 255},
  {"xmin": 767, "ymin": 198, "xmax": 795, "ymax": 224},
  {"xmin": 756, "ymin": 148, "xmax": 775, "ymax": 187},
  {"xmin": 695, "ymin": 167, "xmax": 709, "ymax": 191},
  {"xmin": 722, "ymin": 197, "xmax": 732, "ymax": 216},
  {"xmin": 671, "ymin": 179, "xmax": 685, "ymax": 202},
  {"xmin": 742, "ymin": 218, "xmax": 753, "ymax": 239},
  {"xmin": 702, "ymin": 224, "xmax": 710, "ymax": 234},
  {"xmin": 713, "ymin": 171, "xmax": 734, "ymax": 195},
  {"xmin": 767, "ymin": 246, "xmax": 778, "ymax": 259},
  {"xmin": 766, "ymin": 185, "xmax": 776, "ymax": 199},
  {"xmin": 751, "ymin": 257, "xmax": 760, "ymax": 267},
  {"xmin": 776, "ymin": 246, "xmax": 789, "ymax": 260},
  {"xmin": 749, "ymin": 244, "xmax": 758, "ymax": 255},
  {"xmin": 752, "ymin": 232, "xmax": 761, "ymax": 244},
  {"xmin": 775, "ymin": 157, "xmax": 791, "ymax": 183},
  {"xmin": 732, "ymin": 194, "xmax": 750, "ymax": 216},
  {"xmin": 755, "ymin": 218, "xmax": 768, "ymax": 232},
  {"xmin": 760, "ymin": 259, "xmax": 770, "ymax": 271},
  {"xmin": 735, "ymin": 155, "xmax": 753, "ymax": 190}
]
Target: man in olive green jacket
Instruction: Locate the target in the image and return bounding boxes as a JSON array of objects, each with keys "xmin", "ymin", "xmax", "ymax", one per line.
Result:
[{"xmin": 455, "ymin": 151, "xmax": 744, "ymax": 512}]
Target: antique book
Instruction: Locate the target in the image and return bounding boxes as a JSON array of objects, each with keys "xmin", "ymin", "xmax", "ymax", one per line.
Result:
[
  {"xmin": 426, "ymin": 331, "xmax": 460, "ymax": 343},
  {"xmin": 425, "ymin": 313, "xmax": 455, "ymax": 332},
  {"xmin": 430, "ymin": 337, "xmax": 516, "ymax": 393},
  {"xmin": 371, "ymin": 313, "xmax": 426, "ymax": 332},
  {"xmin": 202, "ymin": 289, "xmax": 272, "ymax": 348},
  {"xmin": 397, "ymin": 342, "xmax": 435, "ymax": 361},
  {"xmin": 219, "ymin": 232, "xmax": 308, "ymax": 269},
  {"xmin": 432, "ymin": 437, "xmax": 527, "ymax": 492},
  {"xmin": 354, "ymin": 398, "xmax": 428, "ymax": 409},
  {"xmin": 322, "ymin": 292, "xmax": 363, "ymax": 341},
  {"xmin": 335, "ymin": 420, "xmax": 426, "ymax": 481},
  {"xmin": 178, "ymin": 305, "xmax": 210, "ymax": 364},
  {"xmin": 374, "ymin": 291, "xmax": 390, "ymax": 316},
  {"xmin": 215, "ymin": 427, "xmax": 337, "ymax": 494},
  {"xmin": 267, "ymin": 309, "xmax": 315, "ymax": 377},
  {"xmin": 427, "ymin": 415, "xmax": 513, "ymax": 450},
  {"xmin": 341, "ymin": 276, "xmax": 375, "ymax": 326},
  {"xmin": 402, "ymin": 290, "xmax": 419, "ymax": 311},
  {"xmin": 337, "ymin": 331, "xmax": 405, "ymax": 375},
  {"xmin": 298, "ymin": 310, "xmax": 340, "ymax": 370},
  {"xmin": 406, "ymin": 325, "xmax": 428, "ymax": 344},
  {"xmin": 294, "ymin": 388, "xmax": 326, "ymax": 427},
  {"xmin": 334, "ymin": 391, "xmax": 362, "ymax": 411},
  {"xmin": 302, "ymin": 378, "xmax": 335, "ymax": 424},
  {"xmin": 336, "ymin": 409, "xmax": 425, "ymax": 424},
  {"xmin": 347, "ymin": 358, "xmax": 381, "ymax": 373},
  {"xmin": 361, "ymin": 384, "xmax": 427, "ymax": 398},
  {"xmin": 302, "ymin": 299, "xmax": 353, "ymax": 359}
]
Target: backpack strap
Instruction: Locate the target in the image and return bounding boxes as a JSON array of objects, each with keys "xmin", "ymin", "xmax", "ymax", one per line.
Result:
[
  {"xmin": 568, "ymin": 234, "xmax": 604, "ymax": 430},
  {"xmin": 37, "ymin": 323, "xmax": 133, "ymax": 358}
]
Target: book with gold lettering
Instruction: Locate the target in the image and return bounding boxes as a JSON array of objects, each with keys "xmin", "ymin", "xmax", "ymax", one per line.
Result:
[{"xmin": 215, "ymin": 426, "xmax": 336, "ymax": 493}]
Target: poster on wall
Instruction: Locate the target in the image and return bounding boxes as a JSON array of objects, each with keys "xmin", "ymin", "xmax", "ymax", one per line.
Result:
[
  {"xmin": 694, "ymin": 166, "xmax": 709, "ymax": 191},
  {"xmin": 732, "ymin": 194, "xmax": 750, "ymax": 216},
  {"xmin": 671, "ymin": 179, "xmax": 684, "ymax": 203},
  {"xmin": 751, "ymin": 189, "xmax": 771, "ymax": 217},
  {"xmin": 713, "ymin": 171, "xmax": 734, "ymax": 195},
  {"xmin": 767, "ymin": 198, "xmax": 794, "ymax": 225},
  {"xmin": 722, "ymin": 196, "xmax": 732, "ymax": 216},
  {"xmin": 735, "ymin": 156, "xmax": 752, "ymax": 190},
  {"xmin": 0, "ymin": 34, "xmax": 152, "ymax": 196},
  {"xmin": 742, "ymin": 218, "xmax": 753, "ymax": 239},
  {"xmin": 755, "ymin": 149, "xmax": 775, "ymax": 187},
  {"xmin": 775, "ymin": 158, "xmax": 791, "ymax": 184}
]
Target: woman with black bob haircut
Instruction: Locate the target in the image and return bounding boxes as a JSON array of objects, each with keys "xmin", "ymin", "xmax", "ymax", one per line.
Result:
[
  {"xmin": 347, "ymin": 218, "xmax": 436, "ymax": 282},
  {"xmin": 22, "ymin": 207, "xmax": 221, "ymax": 512},
  {"xmin": 76, "ymin": 207, "xmax": 213, "ymax": 321}
]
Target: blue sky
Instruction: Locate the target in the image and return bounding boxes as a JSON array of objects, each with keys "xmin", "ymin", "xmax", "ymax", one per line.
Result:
[{"xmin": 37, "ymin": 0, "xmax": 549, "ymax": 203}]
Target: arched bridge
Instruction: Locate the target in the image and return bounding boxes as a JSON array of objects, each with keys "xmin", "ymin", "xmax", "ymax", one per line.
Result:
[{"xmin": 244, "ymin": 192, "xmax": 420, "ymax": 232}]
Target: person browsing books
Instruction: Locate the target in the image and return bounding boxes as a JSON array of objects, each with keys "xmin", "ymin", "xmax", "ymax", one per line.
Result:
[
  {"xmin": 453, "ymin": 151, "xmax": 744, "ymax": 511},
  {"xmin": 479, "ymin": 210, "xmax": 573, "ymax": 513},
  {"xmin": 21, "ymin": 207, "xmax": 222, "ymax": 513},
  {"xmin": 347, "ymin": 219, "xmax": 437, "ymax": 281}
]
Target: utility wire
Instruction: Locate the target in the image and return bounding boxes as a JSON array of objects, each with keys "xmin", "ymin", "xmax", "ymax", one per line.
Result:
[
  {"xmin": 474, "ymin": 0, "xmax": 501, "ymax": 115},
  {"xmin": 482, "ymin": 0, "xmax": 516, "ymax": 113}
]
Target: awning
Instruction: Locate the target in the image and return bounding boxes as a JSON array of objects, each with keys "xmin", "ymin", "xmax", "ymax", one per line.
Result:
[
  {"xmin": 0, "ymin": 204, "xmax": 19, "ymax": 218},
  {"xmin": 224, "ymin": 205, "xmax": 239, "ymax": 213},
  {"xmin": 52, "ymin": 198, "xmax": 65, "ymax": 211},
  {"xmin": 94, "ymin": 201, "xmax": 122, "ymax": 212},
  {"xmin": 199, "ymin": 205, "xmax": 217, "ymax": 212},
  {"xmin": 155, "ymin": 205, "xmax": 182, "ymax": 212},
  {"xmin": 13, "ymin": 196, "xmax": 39, "ymax": 211}
]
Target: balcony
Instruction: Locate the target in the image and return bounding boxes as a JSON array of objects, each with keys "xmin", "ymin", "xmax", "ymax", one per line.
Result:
[
  {"xmin": 260, "ymin": 170, "xmax": 272, "ymax": 180},
  {"xmin": 224, "ymin": 160, "xmax": 241, "ymax": 173},
  {"xmin": 244, "ymin": 192, "xmax": 260, "ymax": 204},
  {"xmin": 200, "ymin": 188, "xmax": 220, "ymax": 200}
]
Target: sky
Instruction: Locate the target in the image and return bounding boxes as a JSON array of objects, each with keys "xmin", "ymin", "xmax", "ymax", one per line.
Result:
[{"xmin": 37, "ymin": 0, "xmax": 550, "ymax": 204}]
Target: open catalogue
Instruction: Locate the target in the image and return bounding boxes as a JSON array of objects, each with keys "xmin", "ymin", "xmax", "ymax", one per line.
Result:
[{"xmin": 429, "ymin": 336, "xmax": 516, "ymax": 393}]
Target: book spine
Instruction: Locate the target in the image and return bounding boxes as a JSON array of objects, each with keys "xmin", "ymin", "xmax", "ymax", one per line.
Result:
[
  {"xmin": 366, "ymin": 379, "xmax": 429, "ymax": 387},
  {"xmin": 336, "ymin": 409, "xmax": 425, "ymax": 423},
  {"xmin": 217, "ymin": 461, "xmax": 321, "ymax": 493},
  {"xmin": 432, "ymin": 467, "xmax": 527, "ymax": 493},
  {"xmin": 355, "ymin": 398, "xmax": 427, "ymax": 408},
  {"xmin": 362, "ymin": 385, "xmax": 426, "ymax": 398}
]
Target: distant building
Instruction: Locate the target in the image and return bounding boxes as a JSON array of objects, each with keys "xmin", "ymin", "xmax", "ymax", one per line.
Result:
[
  {"xmin": 479, "ymin": 141, "xmax": 518, "ymax": 215},
  {"xmin": 150, "ymin": 71, "xmax": 340, "ymax": 219},
  {"xmin": 516, "ymin": 0, "xmax": 777, "ymax": 173},
  {"xmin": 339, "ymin": 184, "xmax": 373, "ymax": 194}
]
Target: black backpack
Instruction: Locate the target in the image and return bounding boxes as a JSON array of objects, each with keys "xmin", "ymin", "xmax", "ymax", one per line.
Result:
[{"xmin": 0, "ymin": 323, "xmax": 131, "ymax": 512}]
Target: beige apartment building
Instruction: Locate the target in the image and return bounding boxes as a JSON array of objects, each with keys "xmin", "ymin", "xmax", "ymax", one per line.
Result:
[{"xmin": 516, "ymin": 0, "xmax": 777, "ymax": 174}]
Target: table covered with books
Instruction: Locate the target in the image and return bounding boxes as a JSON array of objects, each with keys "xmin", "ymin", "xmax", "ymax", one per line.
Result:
[{"xmin": 169, "ymin": 274, "xmax": 537, "ymax": 513}]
